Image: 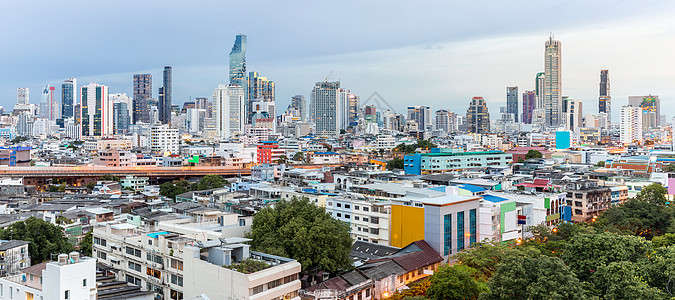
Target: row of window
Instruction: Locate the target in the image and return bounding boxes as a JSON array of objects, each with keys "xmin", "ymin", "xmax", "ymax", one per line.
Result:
[{"xmin": 251, "ymin": 274, "xmax": 299, "ymax": 295}]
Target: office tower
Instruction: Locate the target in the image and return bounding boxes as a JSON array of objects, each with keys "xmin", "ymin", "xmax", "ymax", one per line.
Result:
[
  {"xmin": 181, "ymin": 101, "xmax": 196, "ymax": 113},
  {"xmin": 16, "ymin": 112, "xmax": 33, "ymax": 137},
  {"xmin": 310, "ymin": 81, "xmax": 346, "ymax": 136},
  {"xmin": 365, "ymin": 105, "xmax": 377, "ymax": 123},
  {"xmin": 17, "ymin": 88, "xmax": 29, "ymax": 105},
  {"xmin": 39, "ymin": 85, "xmax": 57, "ymax": 120},
  {"xmin": 348, "ymin": 94, "xmax": 359, "ymax": 125},
  {"xmin": 132, "ymin": 74, "xmax": 152, "ymax": 124},
  {"xmin": 620, "ymin": 105, "xmax": 642, "ymax": 144},
  {"xmin": 522, "ymin": 91, "xmax": 535, "ymax": 124},
  {"xmin": 290, "ymin": 95, "xmax": 306, "ymax": 121},
  {"xmin": 246, "ymin": 71, "xmax": 275, "ymax": 123},
  {"xmin": 629, "ymin": 95, "xmax": 660, "ymax": 130},
  {"xmin": 599, "ymin": 70, "xmax": 611, "ymax": 124},
  {"xmin": 466, "ymin": 97, "xmax": 490, "ymax": 134},
  {"xmin": 435, "ymin": 109, "xmax": 455, "ymax": 134},
  {"xmin": 194, "ymin": 97, "xmax": 212, "ymax": 118},
  {"xmin": 212, "ymin": 84, "xmax": 245, "ymax": 138},
  {"xmin": 158, "ymin": 66, "xmax": 172, "ymax": 125},
  {"xmin": 544, "ymin": 35, "xmax": 562, "ymax": 127},
  {"xmin": 564, "ymin": 98, "xmax": 583, "ymax": 132},
  {"xmin": 80, "ymin": 83, "xmax": 112, "ymax": 137},
  {"xmin": 229, "ymin": 34, "xmax": 247, "ymax": 89},
  {"xmin": 407, "ymin": 106, "xmax": 432, "ymax": 131},
  {"xmin": 113, "ymin": 102, "xmax": 130, "ymax": 134},
  {"xmin": 62, "ymin": 78, "xmax": 77, "ymax": 120},
  {"xmin": 506, "ymin": 86, "xmax": 519, "ymax": 122}
]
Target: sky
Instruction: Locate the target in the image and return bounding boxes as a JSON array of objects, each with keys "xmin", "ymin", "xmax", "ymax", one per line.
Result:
[{"xmin": 2, "ymin": 0, "xmax": 675, "ymax": 122}]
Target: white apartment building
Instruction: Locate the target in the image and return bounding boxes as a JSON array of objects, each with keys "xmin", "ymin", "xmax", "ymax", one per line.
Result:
[
  {"xmin": 0, "ymin": 240, "xmax": 30, "ymax": 277},
  {"xmin": 83, "ymin": 139, "xmax": 133, "ymax": 152},
  {"xmin": 620, "ymin": 105, "xmax": 643, "ymax": 145},
  {"xmin": 150, "ymin": 124, "xmax": 179, "ymax": 154},
  {"xmin": 213, "ymin": 84, "xmax": 245, "ymax": 139},
  {"xmin": 0, "ymin": 252, "xmax": 96, "ymax": 300}
]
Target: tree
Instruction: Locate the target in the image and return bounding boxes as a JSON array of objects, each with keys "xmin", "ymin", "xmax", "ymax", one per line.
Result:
[
  {"xmin": 246, "ymin": 197, "xmax": 353, "ymax": 273},
  {"xmin": 561, "ymin": 232, "xmax": 651, "ymax": 281},
  {"xmin": 80, "ymin": 231, "xmax": 93, "ymax": 256},
  {"xmin": 524, "ymin": 149, "xmax": 543, "ymax": 160},
  {"xmin": 86, "ymin": 182, "xmax": 97, "ymax": 190},
  {"xmin": 427, "ymin": 265, "xmax": 488, "ymax": 300},
  {"xmin": 190, "ymin": 175, "xmax": 229, "ymax": 191},
  {"xmin": 653, "ymin": 233, "xmax": 675, "ymax": 248},
  {"xmin": 274, "ymin": 155, "xmax": 288, "ymax": 165},
  {"xmin": 594, "ymin": 197, "xmax": 672, "ymax": 239},
  {"xmin": 292, "ymin": 152, "xmax": 305, "ymax": 162},
  {"xmin": 643, "ymin": 246, "xmax": 675, "ymax": 296},
  {"xmin": 634, "ymin": 183, "xmax": 669, "ymax": 206},
  {"xmin": 159, "ymin": 182, "xmax": 190, "ymax": 199},
  {"xmin": 481, "ymin": 250, "xmax": 588, "ymax": 300},
  {"xmin": 387, "ymin": 157, "xmax": 404, "ymax": 170},
  {"xmin": 591, "ymin": 261, "xmax": 668, "ymax": 299},
  {"xmin": 0, "ymin": 217, "xmax": 74, "ymax": 263},
  {"xmin": 100, "ymin": 174, "xmax": 120, "ymax": 182},
  {"xmin": 524, "ymin": 222, "xmax": 594, "ymax": 257},
  {"xmin": 454, "ymin": 240, "xmax": 523, "ymax": 279},
  {"xmin": 663, "ymin": 164, "xmax": 675, "ymax": 173},
  {"xmin": 595, "ymin": 161, "xmax": 606, "ymax": 167}
]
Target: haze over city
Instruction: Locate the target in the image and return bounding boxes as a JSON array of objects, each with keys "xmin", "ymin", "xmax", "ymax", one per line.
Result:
[{"xmin": 3, "ymin": 0, "xmax": 675, "ymax": 119}]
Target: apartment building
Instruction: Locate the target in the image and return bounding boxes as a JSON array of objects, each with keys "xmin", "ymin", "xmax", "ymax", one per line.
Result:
[
  {"xmin": 0, "ymin": 240, "xmax": 30, "ymax": 277},
  {"xmin": 564, "ymin": 180, "xmax": 611, "ymax": 222},
  {"xmin": 403, "ymin": 150, "xmax": 512, "ymax": 175}
]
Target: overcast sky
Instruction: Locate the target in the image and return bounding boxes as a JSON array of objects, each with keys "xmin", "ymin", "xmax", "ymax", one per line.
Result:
[{"xmin": 2, "ymin": 0, "xmax": 675, "ymax": 121}]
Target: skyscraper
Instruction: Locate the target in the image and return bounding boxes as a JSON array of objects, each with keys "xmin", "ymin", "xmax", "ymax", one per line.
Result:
[
  {"xmin": 132, "ymin": 74, "xmax": 152, "ymax": 124},
  {"xmin": 620, "ymin": 105, "xmax": 642, "ymax": 144},
  {"xmin": 17, "ymin": 88, "xmax": 29, "ymax": 105},
  {"xmin": 39, "ymin": 85, "xmax": 57, "ymax": 120},
  {"xmin": 466, "ymin": 97, "xmax": 490, "ymax": 134},
  {"xmin": 246, "ymin": 71, "xmax": 274, "ymax": 122},
  {"xmin": 544, "ymin": 35, "xmax": 562, "ymax": 128},
  {"xmin": 80, "ymin": 83, "xmax": 112, "ymax": 137},
  {"xmin": 522, "ymin": 90, "xmax": 535, "ymax": 124},
  {"xmin": 435, "ymin": 109, "xmax": 455, "ymax": 134},
  {"xmin": 113, "ymin": 102, "xmax": 130, "ymax": 135},
  {"xmin": 599, "ymin": 70, "xmax": 611, "ymax": 124},
  {"xmin": 629, "ymin": 95, "xmax": 660, "ymax": 130},
  {"xmin": 564, "ymin": 97, "xmax": 582, "ymax": 133},
  {"xmin": 61, "ymin": 78, "xmax": 77, "ymax": 120},
  {"xmin": 158, "ymin": 66, "xmax": 172, "ymax": 125},
  {"xmin": 310, "ymin": 81, "xmax": 346, "ymax": 136},
  {"xmin": 229, "ymin": 34, "xmax": 247, "ymax": 89},
  {"xmin": 407, "ymin": 106, "xmax": 432, "ymax": 131},
  {"xmin": 506, "ymin": 86, "xmax": 518, "ymax": 122},
  {"xmin": 212, "ymin": 84, "xmax": 245, "ymax": 138},
  {"xmin": 290, "ymin": 95, "xmax": 306, "ymax": 121},
  {"xmin": 364, "ymin": 105, "xmax": 377, "ymax": 123}
]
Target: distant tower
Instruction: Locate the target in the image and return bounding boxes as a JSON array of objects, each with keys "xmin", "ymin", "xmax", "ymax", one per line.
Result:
[
  {"xmin": 599, "ymin": 70, "xmax": 611, "ymax": 124},
  {"xmin": 213, "ymin": 84, "xmax": 245, "ymax": 138},
  {"xmin": 158, "ymin": 66, "xmax": 172, "ymax": 125},
  {"xmin": 290, "ymin": 95, "xmax": 307, "ymax": 121},
  {"xmin": 544, "ymin": 35, "xmax": 562, "ymax": 128},
  {"xmin": 133, "ymin": 74, "xmax": 152, "ymax": 124},
  {"xmin": 466, "ymin": 97, "xmax": 490, "ymax": 134},
  {"xmin": 506, "ymin": 86, "xmax": 518, "ymax": 122},
  {"xmin": 229, "ymin": 34, "xmax": 247, "ymax": 91},
  {"xmin": 522, "ymin": 90, "xmax": 535, "ymax": 124},
  {"xmin": 62, "ymin": 78, "xmax": 77, "ymax": 120},
  {"xmin": 246, "ymin": 71, "xmax": 274, "ymax": 123},
  {"xmin": 80, "ymin": 83, "xmax": 112, "ymax": 137}
]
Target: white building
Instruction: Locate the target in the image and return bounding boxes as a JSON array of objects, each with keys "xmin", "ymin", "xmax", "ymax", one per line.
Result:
[
  {"xmin": 213, "ymin": 84, "xmax": 245, "ymax": 139},
  {"xmin": 80, "ymin": 83, "xmax": 113, "ymax": 137},
  {"xmin": 310, "ymin": 81, "xmax": 349, "ymax": 137},
  {"xmin": 150, "ymin": 124, "xmax": 179, "ymax": 154},
  {"xmin": 620, "ymin": 105, "xmax": 643, "ymax": 144},
  {"xmin": 0, "ymin": 252, "xmax": 96, "ymax": 300},
  {"xmin": 564, "ymin": 98, "xmax": 582, "ymax": 133}
]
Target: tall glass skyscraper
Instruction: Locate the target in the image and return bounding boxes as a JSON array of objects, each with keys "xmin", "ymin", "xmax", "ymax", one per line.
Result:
[
  {"xmin": 466, "ymin": 97, "xmax": 490, "ymax": 134},
  {"xmin": 522, "ymin": 90, "xmax": 535, "ymax": 124},
  {"xmin": 133, "ymin": 74, "xmax": 152, "ymax": 124},
  {"xmin": 544, "ymin": 35, "xmax": 562, "ymax": 128},
  {"xmin": 159, "ymin": 66, "xmax": 172, "ymax": 125},
  {"xmin": 506, "ymin": 86, "xmax": 518, "ymax": 122},
  {"xmin": 229, "ymin": 34, "xmax": 247, "ymax": 88},
  {"xmin": 61, "ymin": 78, "xmax": 76, "ymax": 120},
  {"xmin": 599, "ymin": 69, "xmax": 611, "ymax": 124},
  {"xmin": 246, "ymin": 71, "xmax": 274, "ymax": 123}
]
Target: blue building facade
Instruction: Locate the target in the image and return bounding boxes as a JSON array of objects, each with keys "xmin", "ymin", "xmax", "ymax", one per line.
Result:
[{"xmin": 403, "ymin": 150, "xmax": 512, "ymax": 175}]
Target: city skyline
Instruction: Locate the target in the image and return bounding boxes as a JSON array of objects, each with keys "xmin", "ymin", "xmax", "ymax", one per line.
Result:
[{"xmin": 3, "ymin": 1, "xmax": 675, "ymax": 120}]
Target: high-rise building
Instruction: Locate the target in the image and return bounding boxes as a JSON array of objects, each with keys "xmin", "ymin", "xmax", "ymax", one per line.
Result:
[
  {"xmin": 506, "ymin": 86, "xmax": 518, "ymax": 122},
  {"xmin": 80, "ymin": 83, "xmax": 112, "ymax": 137},
  {"xmin": 310, "ymin": 81, "xmax": 347, "ymax": 136},
  {"xmin": 39, "ymin": 85, "xmax": 57, "ymax": 120},
  {"xmin": 113, "ymin": 102, "xmax": 130, "ymax": 135},
  {"xmin": 62, "ymin": 78, "xmax": 77, "ymax": 120},
  {"xmin": 13, "ymin": 88, "xmax": 33, "ymax": 116},
  {"xmin": 290, "ymin": 95, "xmax": 306, "ymax": 121},
  {"xmin": 629, "ymin": 95, "xmax": 660, "ymax": 130},
  {"xmin": 435, "ymin": 109, "xmax": 455, "ymax": 134},
  {"xmin": 599, "ymin": 70, "xmax": 611, "ymax": 124},
  {"xmin": 544, "ymin": 35, "xmax": 562, "ymax": 128},
  {"xmin": 564, "ymin": 97, "xmax": 583, "ymax": 133},
  {"xmin": 150, "ymin": 124, "xmax": 179, "ymax": 154},
  {"xmin": 466, "ymin": 97, "xmax": 490, "ymax": 134},
  {"xmin": 17, "ymin": 88, "xmax": 29, "ymax": 105},
  {"xmin": 348, "ymin": 94, "xmax": 359, "ymax": 126},
  {"xmin": 365, "ymin": 105, "xmax": 377, "ymax": 123},
  {"xmin": 158, "ymin": 66, "xmax": 172, "ymax": 125},
  {"xmin": 522, "ymin": 91, "xmax": 535, "ymax": 124},
  {"xmin": 620, "ymin": 105, "xmax": 642, "ymax": 144},
  {"xmin": 229, "ymin": 34, "xmax": 247, "ymax": 90},
  {"xmin": 213, "ymin": 84, "xmax": 245, "ymax": 138},
  {"xmin": 132, "ymin": 74, "xmax": 152, "ymax": 124},
  {"xmin": 246, "ymin": 71, "xmax": 275, "ymax": 122},
  {"xmin": 407, "ymin": 106, "xmax": 432, "ymax": 131}
]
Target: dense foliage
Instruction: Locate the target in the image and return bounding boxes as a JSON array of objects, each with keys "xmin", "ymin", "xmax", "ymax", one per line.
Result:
[
  {"xmin": 0, "ymin": 217, "xmax": 74, "ymax": 263},
  {"xmin": 388, "ymin": 182, "xmax": 675, "ymax": 299},
  {"xmin": 386, "ymin": 157, "xmax": 404, "ymax": 170},
  {"xmin": 524, "ymin": 149, "xmax": 543, "ymax": 160},
  {"xmin": 393, "ymin": 140, "xmax": 437, "ymax": 154},
  {"xmin": 246, "ymin": 197, "xmax": 353, "ymax": 273}
]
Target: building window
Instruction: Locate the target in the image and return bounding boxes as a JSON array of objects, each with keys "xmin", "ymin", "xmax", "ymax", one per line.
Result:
[
  {"xmin": 171, "ymin": 274, "xmax": 183, "ymax": 287},
  {"xmin": 83, "ymin": 279, "xmax": 87, "ymax": 287},
  {"xmin": 65, "ymin": 290, "xmax": 70, "ymax": 299},
  {"xmin": 457, "ymin": 211, "xmax": 465, "ymax": 251},
  {"xmin": 443, "ymin": 214, "xmax": 452, "ymax": 256},
  {"xmin": 251, "ymin": 285, "xmax": 264, "ymax": 295},
  {"xmin": 354, "ymin": 206, "xmax": 359, "ymax": 210},
  {"xmin": 469, "ymin": 209, "xmax": 477, "ymax": 246}
]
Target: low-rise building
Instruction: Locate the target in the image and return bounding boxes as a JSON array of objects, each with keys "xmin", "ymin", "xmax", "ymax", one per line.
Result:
[
  {"xmin": 403, "ymin": 150, "xmax": 512, "ymax": 175},
  {"xmin": 0, "ymin": 240, "xmax": 30, "ymax": 276}
]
